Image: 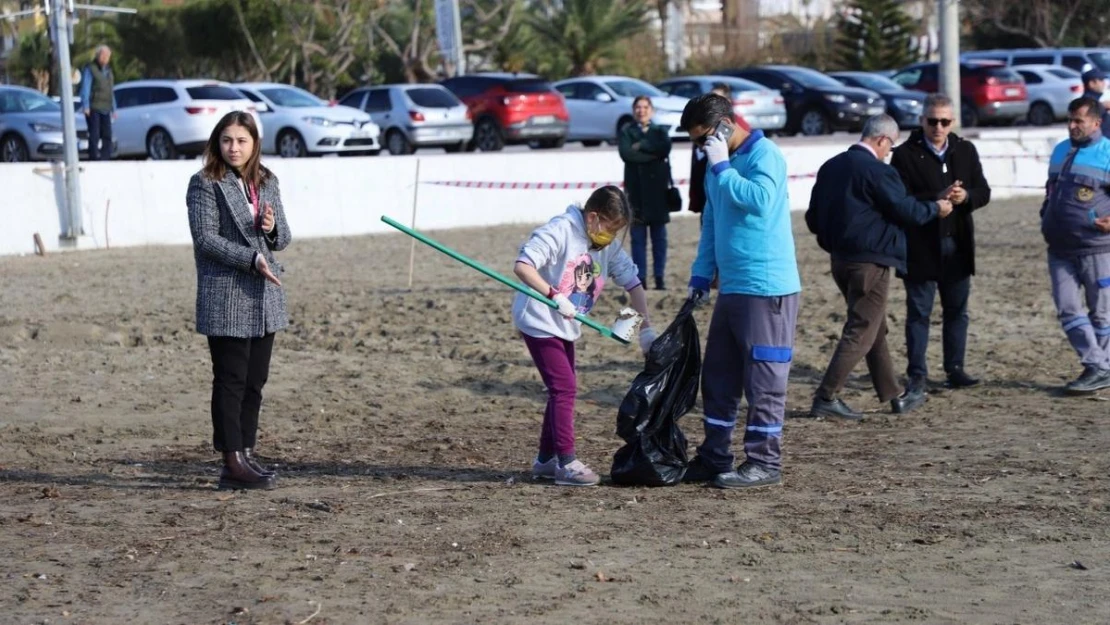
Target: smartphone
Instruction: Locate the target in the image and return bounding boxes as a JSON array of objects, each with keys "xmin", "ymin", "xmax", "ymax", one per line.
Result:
[{"xmin": 714, "ymin": 119, "xmax": 734, "ymax": 143}]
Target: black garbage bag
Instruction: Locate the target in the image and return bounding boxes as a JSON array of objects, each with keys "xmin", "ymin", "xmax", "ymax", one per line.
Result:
[{"xmin": 610, "ymin": 297, "xmax": 701, "ymax": 486}]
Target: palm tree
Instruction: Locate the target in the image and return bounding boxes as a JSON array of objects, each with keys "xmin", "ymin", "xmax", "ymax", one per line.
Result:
[{"xmin": 528, "ymin": 0, "xmax": 652, "ymax": 76}]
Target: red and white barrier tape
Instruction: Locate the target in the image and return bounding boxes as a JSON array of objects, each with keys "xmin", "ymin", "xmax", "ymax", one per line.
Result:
[{"xmin": 424, "ymin": 172, "xmax": 818, "ymax": 190}]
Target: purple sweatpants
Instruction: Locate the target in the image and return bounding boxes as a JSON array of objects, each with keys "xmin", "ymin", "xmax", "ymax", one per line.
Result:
[{"xmin": 522, "ymin": 333, "xmax": 577, "ymax": 456}]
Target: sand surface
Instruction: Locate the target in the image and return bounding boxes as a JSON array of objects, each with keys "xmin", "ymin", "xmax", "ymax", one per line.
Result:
[{"xmin": 1, "ymin": 197, "xmax": 1108, "ymax": 624}]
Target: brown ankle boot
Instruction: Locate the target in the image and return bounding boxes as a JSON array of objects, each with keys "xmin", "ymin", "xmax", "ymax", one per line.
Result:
[
  {"xmin": 218, "ymin": 451, "xmax": 276, "ymax": 490},
  {"xmin": 243, "ymin": 447, "xmax": 276, "ymax": 478}
]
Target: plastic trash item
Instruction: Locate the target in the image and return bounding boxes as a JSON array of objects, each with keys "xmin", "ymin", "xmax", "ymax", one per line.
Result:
[{"xmin": 610, "ymin": 297, "xmax": 701, "ymax": 486}]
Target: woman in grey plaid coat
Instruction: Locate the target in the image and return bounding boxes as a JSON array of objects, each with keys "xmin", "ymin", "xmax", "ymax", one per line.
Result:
[{"xmin": 187, "ymin": 111, "xmax": 291, "ymax": 490}]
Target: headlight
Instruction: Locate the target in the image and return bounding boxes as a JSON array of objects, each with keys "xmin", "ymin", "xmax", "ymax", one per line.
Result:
[
  {"xmin": 30, "ymin": 122, "xmax": 62, "ymax": 133},
  {"xmin": 894, "ymin": 98, "xmax": 921, "ymax": 110},
  {"xmin": 824, "ymin": 94, "xmax": 847, "ymax": 104},
  {"xmin": 302, "ymin": 117, "xmax": 335, "ymax": 127}
]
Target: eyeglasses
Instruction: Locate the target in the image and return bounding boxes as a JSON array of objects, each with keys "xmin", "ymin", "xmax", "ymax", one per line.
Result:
[{"xmin": 925, "ymin": 118, "xmax": 953, "ymax": 128}]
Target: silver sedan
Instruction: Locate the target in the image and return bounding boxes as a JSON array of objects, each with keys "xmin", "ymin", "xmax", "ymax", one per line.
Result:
[
  {"xmin": 655, "ymin": 75, "xmax": 788, "ymax": 131},
  {"xmin": 0, "ymin": 85, "xmax": 89, "ymax": 162},
  {"xmin": 1011, "ymin": 65, "xmax": 1084, "ymax": 126}
]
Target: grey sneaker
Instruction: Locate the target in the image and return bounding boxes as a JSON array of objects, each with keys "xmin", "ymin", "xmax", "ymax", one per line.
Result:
[
  {"xmin": 531, "ymin": 457, "xmax": 558, "ymax": 480},
  {"xmin": 554, "ymin": 460, "xmax": 600, "ymax": 486},
  {"xmin": 712, "ymin": 461, "xmax": 782, "ymax": 489}
]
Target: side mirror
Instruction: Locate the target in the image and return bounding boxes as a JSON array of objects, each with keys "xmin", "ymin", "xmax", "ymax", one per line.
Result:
[
  {"xmin": 780, "ymin": 83, "xmax": 795, "ymax": 93},
  {"xmin": 254, "ymin": 102, "xmax": 270, "ymax": 113},
  {"xmin": 594, "ymin": 92, "xmax": 614, "ymax": 103}
]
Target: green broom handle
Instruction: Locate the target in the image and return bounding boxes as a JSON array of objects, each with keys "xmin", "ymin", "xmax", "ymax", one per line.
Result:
[{"xmin": 381, "ymin": 215, "xmax": 628, "ymax": 344}]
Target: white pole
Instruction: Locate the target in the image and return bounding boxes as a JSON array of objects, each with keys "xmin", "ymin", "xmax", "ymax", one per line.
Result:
[
  {"xmin": 52, "ymin": 0, "xmax": 82, "ymax": 238},
  {"xmin": 407, "ymin": 158, "xmax": 421, "ymax": 290},
  {"xmin": 938, "ymin": 0, "xmax": 961, "ymax": 128}
]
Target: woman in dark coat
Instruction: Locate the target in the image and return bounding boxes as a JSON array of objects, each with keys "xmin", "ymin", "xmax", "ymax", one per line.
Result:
[{"xmin": 619, "ymin": 95, "xmax": 673, "ymax": 289}]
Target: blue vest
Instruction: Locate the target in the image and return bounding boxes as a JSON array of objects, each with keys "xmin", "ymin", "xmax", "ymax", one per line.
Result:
[{"xmin": 1042, "ymin": 135, "xmax": 1110, "ymax": 257}]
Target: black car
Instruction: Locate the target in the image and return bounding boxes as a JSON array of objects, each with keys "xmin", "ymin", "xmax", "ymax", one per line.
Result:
[
  {"xmin": 829, "ymin": 71, "xmax": 927, "ymax": 129},
  {"xmin": 721, "ymin": 65, "xmax": 885, "ymax": 136}
]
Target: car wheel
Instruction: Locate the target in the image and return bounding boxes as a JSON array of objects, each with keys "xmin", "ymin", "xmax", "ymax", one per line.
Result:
[
  {"xmin": 386, "ymin": 130, "xmax": 414, "ymax": 155},
  {"xmin": 444, "ymin": 141, "xmax": 466, "ymax": 153},
  {"xmin": 960, "ymin": 103, "xmax": 979, "ymax": 128},
  {"xmin": 799, "ymin": 109, "xmax": 829, "ymax": 136},
  {"xmin": 474, "ymin": 118, "xmax": 504, "ymax": 152},
  {"xmin": 278, "ymin": 130, "xmax": 308, "ymax": 158},
  {"xmin": 1, "ymin": 133, "xmax": 29, "ymax": 162},
  {"xmin": 146, "ymin": 128, "xmax": 178, "ymax": 160},
  {"xmin": 582, "ymin": 140, "xmax": 602, "ymax": 147},
  {"xmin": 1028, "ymin": 102, "xmax": 1054, "ymax": 127}
]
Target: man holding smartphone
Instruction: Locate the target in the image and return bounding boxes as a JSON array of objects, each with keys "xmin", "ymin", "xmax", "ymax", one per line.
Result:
[{"xmin": 678, "ymin": 93, "xmax": 801, "ymax": 489}]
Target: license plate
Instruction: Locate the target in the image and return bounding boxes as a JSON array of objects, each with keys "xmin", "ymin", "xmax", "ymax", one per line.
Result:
[
  {"xmin": 1004, "ymin": 87, "xmax": 1020, "ymax": 97},
  {"xmin": 79, "ymin": 140, "xmax": 89, "ymax": 150},
  {"xmin": 351, "ymin": 130, "xmax": 371, "ymax": 138},
  {"xmin": 532, "ymin": 115, "xmax": 555, "ymax": 125}
]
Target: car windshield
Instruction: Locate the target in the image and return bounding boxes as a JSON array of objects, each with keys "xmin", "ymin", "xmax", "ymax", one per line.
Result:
[
  {"xmin": 502, "ymin": 79, "xmax": 554, "ymax": 93},
  {"xmin": 186, "ymin": 85, "xmax": 247, "ymax": 101},
  {"xmin": 1089, "ymin": 52, "xmax": 1110, "ymax": 72},
  {"xmin": 259, "ymin": 87, "xmax": 323, "ymax": 107},
  {"xmin": 406, "ymin": 87, "xmax": 459, "ymax": 108},
  {"xmin": 0, "ymin": 89, "xmax": 60, "ymax": 114},
  {"xmin": 604, "ymin": 79, "xmax": 666, "ymax": 98},
  {"xmin": 1049, "ymin": 67, "xmax": 1081, "ymax": 80},
  {"xmin": 778, "ymin": 67, "xmax": 845, "ymax": 89},
  {"xmin": 841, "ymin": 73, "xmax": 903, "ymax": 92}
]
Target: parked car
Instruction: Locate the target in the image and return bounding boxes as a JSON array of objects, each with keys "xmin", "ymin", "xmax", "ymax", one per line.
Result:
[
  {"xmin": 337, "ymin": 84, "xmax": 471, "ymax": 155},
  {"xmin": 828, "ymin": 71, "xmax": 926, "ymax": 129},
  {"xmin": 552, "ymin": 76, "xmax": 688, "ymax": 145},
  {"xmin": 962, "ymin": 48, "xmax": 1110, "ymax": 75},
  {"xmin": 1, "ymin": 85, "xmax": 91, "ymax": 162},
  {"xmin": 1008, "ymin": 65, "xmax": 1083, "ymax": 126},
  {"xmin": 440, "ymin": 72, "xmax": 568, "ymax": 151},
  {"xmin": 113, "ymin": 79, "xmax": 262, "ymax": 160},
  {"xmin": 721, "ymin": 65, "xmax": 885, "ymax": 135},
  {"xmin": 654, "ymin": 75, "xmax": 787, "ymax": 132},
  {"xmin": 890, "ymin": 61, "xmax": 1029, "ymax": 128},
  {"xmin": 234, "ymin": 82, "xmax": 379, "ymax": 158}
]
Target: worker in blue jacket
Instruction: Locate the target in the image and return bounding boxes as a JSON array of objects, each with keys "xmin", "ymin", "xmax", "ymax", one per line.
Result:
[
  {"xmin": 1041, "ymin": 97, "xmax": 1110, "ymax": 393},
  {"xmin": 679, "ymin": 93, "xmax": 801, "ymax": 489}
]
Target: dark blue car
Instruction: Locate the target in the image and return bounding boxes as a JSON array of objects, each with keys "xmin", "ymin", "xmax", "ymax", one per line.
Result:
[{"xmin": 829, "ymin": 71, "xmax": 927, "ymax": 129}]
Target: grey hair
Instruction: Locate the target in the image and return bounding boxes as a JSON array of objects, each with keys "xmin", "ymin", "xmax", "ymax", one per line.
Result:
[
  {"xmin": 94, "ymin": 44, "xmax": 110, "ymax": 57},
  {"xmin": 860, "ymin": 114, "xmax": 899, "ymax": 141},
  {"xmin": 924, "ymin": 93, "xmax": 953, "ymax": 111}
]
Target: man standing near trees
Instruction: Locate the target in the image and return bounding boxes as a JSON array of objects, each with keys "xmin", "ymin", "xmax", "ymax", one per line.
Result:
[
  {"xmin": 79, "ymin": 44, "xmax": 116, "ymax": 161},
  {"xmin": 891, "ymin": 94, "xmax": 991, "ymax": 393}
]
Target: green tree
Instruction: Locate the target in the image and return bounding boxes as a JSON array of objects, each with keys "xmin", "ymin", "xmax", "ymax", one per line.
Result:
[
  {"xmin": 527, "ymin": 0, "xmax": 652, "ymax": 76},
  {"xmin": 834, "ymin": 0, "xmax": 918, "ymax": 71},
  {"xmin": 8, "ymin": 30, "xmax": 52, "ymax": 93}
]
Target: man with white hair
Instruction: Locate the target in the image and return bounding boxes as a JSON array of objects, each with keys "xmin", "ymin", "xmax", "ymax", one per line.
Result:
[
  {"xmin": 805, "ymin": 114, "xmax": 953, "ymax": 420},
  {"xmin": 79, "ymin": 44, "xmax": 116, "ymax": 160}
]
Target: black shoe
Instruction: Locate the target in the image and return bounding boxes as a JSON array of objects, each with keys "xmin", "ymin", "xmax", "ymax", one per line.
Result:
[
  {"xmin": 682, "ymin": 455, "xmax": 727, "ymax": 483},
  {"xmin": 945, "ymin": 368, "xmax": 980, "ymax": 389},
  {"xmin": 891, "ymin": 388, "xmax": 927, "ymax": 414},
  {"xmin": 654, "ymin": 276, "xmax": 666, "ymax": 290},
  {"xmin": 809, "ymin": 396, "xmax": 862, "ymax": 420},
  {"xmin": 712, "ymin": 461, "xmax": 782, "ymax": 489},
  {"xmin": 1064, "ymin": 366, "xmax": 1110, "ymax": 395},
  {"xmin": 906, "ymin": 375, "xmax": 928, "ymax": 393}
]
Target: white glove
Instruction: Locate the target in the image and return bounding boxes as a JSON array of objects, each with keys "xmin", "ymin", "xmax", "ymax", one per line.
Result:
[
  {"xmin": 639, "ymin": 326, "xmax": 658, "ymax": 356},
  {"xmin": 703, "ymin": 133, "xmax": 729, "ymax": 168},
  {"xmin": 552, "ymin": 293, "xmax": 577, "ymax": 319}
]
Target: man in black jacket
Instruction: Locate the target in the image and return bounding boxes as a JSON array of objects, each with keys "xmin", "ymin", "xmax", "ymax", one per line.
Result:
[
  {"xmin": 891, "ymin": 94, "xmax": 991, "ymax": 392},
  {"xmin": 806, "ymin": 114, "xmax": 953, "ymax": 419}
]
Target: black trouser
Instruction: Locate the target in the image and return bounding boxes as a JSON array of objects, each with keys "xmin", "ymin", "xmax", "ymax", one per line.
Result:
[
  {"xmin": 208, "ymin": 334, "xmax": 275, "ymax": 452},
  {"xmin": 86, "ymin": 110, "xmax": 112, "ymax": 160},
  {"xmin": 903, "ymin": 238, "xmax": 971, "ymax": 379}
]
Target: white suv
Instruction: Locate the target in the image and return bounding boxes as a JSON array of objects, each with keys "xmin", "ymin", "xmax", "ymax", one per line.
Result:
[
  {"xmin": 234, "ymin": 82, "xmax": 380, "ymax": 157},
  {"xmin": 113, "ymin": 79, "xmax": 262, "ymax": 160}
]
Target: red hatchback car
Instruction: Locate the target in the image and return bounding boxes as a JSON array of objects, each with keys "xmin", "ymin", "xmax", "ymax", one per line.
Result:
[
  {"xmin": 890, "ymin": 61, "xmax": 1029, "ymax": 127},
  {"xmin": 441, "ymin": 72, "xmax": 570, "ymax": 151}
]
